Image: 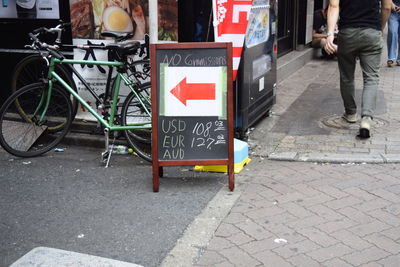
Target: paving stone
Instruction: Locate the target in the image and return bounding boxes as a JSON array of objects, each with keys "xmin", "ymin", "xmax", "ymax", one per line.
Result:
[
  {"xmin": 206, "ymin": 237, "xmax": 234, "ymax": 251},
  {"xmin": 219, "ymin": 246, "xmax": 261, "ymax": 267},
  {"xmin": 354, "ymin": 199, "xmax": 391, "ymax": 212},
  {"xmin": 316, "ymin": 185, "xmax": 349, "ymax": 199},
  {"xmin": 290, "ymin": 184, "xmax": 321, "ymax": 196},
  {"xmin": 194, "ymin": 251, "xmax": 226, "ymax": 266},
  {"xmin": 306, "ymin": 243, "xmax": 353, "ymax": 263},
  {"xmin": 377, "ymin": 255, "xmax": 400, "ymax": 267},
  {"xmin": 257, "ymin": 212, "xmax": 298, "ymax": 226},
  {"xmin": 235, "ymin": 220, "xmax": 273, "ymax": 241},
  {"xmin": 239, "ymin": 238, "xmax": 284, "ymax": 255},
  {"xmin": 330, "ymin": 229, "xmax": 372, "ymax": 250},
  {"xmin": 315, "ymin": 218, "xmax": 357, "ymax": 234},
  {"xmin": 272, "ymin": 239, "xmax": 321, "ymax": 259},
  {"xmin": 297, "ymin": 227, "xmax": 339, "ymax": 247},
  {"xmin": 224, "ymin": 212, "xmax": 249, "ymax": 224},
  {"xmin": 273, "ymin": 192, "xmax": 307, "ymax": 204},
  {"xmin": 348, "ymin": 221, "xmax": 392, "ymax": 237},
  {"xmin": 324, "ymin": 196, "xmax": 364, "ymax": 210},
  {"xmin": 368, "ymin": 188, "xmax": 400, "ymax": 203},
  {"xmin": 381, "ymin": 226, "xmax": 400, "ymax": 241},
  {"xmin": 307, "ymin": 204, "xmax": 344, "ymax": 221},
  {"xmin": 342, "ymin": 187, "xmax": 377, "ymax": 201},
  {"xmin": 383, "ymin": 204, "xmax": 400, "ymax": 216},
  {"xmin": 255, "ymin": 187, "xmax": 283, "ymax": 199},
  {"xmin": 359, "ymin": 262, "xmax": 383, "ymax": 267},
  {"xmin": 281, "ymin": 202, "xmax": 315, "ymax": 218},
  {"xmin": 287, "ymin": 254, "xmax": 320, "ymax": 267},
  {"xmin": 341, "ymin": 247, "xmax": 390, "ymax": 266},
  {"xmin": 213, "ymin": 261, "xmax": 236, "ymax": 267},
  {"xmin": 299, "ymin": 194, "xmax": 334, "ymax": 207},
  {"xmin": 287, "ymin": 215, "xmax": 327, "ymax": 230},
  {"xmin": 364, "ymin": 233, "xmax": 400, "ymax": 254},
  {"xmin": 226, "ymin": 231, "xmax": 254, "ymax": 246},
  {"xmin": 337, "ymin": 206, "xmax": 374, "ymax": 224},
  {"xmin": 214, "ymin": 223, "xmax": 241, "ymax": 238},
  {"xmin": 245, "ymin": 205, "xmax": 286, "ymax": 220},
  {"xmin": 259, "ymin": 224, "xmax": 306, "ymax": 244},
  {"xmin": 251, "ymin": 198, "xmax": 279, "ymax": 209},
  {"xmin": 366, "ymin": 209, "xmax": 400, "ymax": 227},
  {"xmin": 322, "ymin": 258, "xmax": 354, "ymax": 267},
  {"xmin": 230, "ymin": 202, "xmax": 257, "ymax": 214},
  {"xmin": 253, "ymin": 251, "xmax": 293, "ymax": 267}
]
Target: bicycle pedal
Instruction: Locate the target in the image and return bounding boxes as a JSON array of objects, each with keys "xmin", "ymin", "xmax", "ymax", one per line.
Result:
[{"xmin": 101, "ymin": 151, "xmax": 109, "ymax": 163}]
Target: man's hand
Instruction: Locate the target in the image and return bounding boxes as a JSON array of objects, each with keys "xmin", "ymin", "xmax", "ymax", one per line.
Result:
[
  {"xmin": 324, "ymin": 0, "xmax": 339, "ymax": 54},
  {"xmin": 324, "ymin": 34, "xmax": 337, "ymax": 54}
]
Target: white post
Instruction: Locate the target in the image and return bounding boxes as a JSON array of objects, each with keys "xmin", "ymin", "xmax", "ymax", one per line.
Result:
[{"xmin": 149, "ymin": 0, "xmax": 158, "ymax": 43}]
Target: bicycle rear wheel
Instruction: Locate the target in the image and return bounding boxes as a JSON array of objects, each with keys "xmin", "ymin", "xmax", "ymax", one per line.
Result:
[
  {"xmin": 0, "ymin": 83, "xmax": 73, "ymax": 157},
  {"xmin": 11, "ymin": 54, "xmax": 79, "ymax": 118},
  {"xmin": 121, "ymin": 83, "xmax": 152, "ymax": 162}
]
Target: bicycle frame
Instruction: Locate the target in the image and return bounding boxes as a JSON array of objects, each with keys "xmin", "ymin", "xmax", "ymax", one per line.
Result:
[{"xmin": 40, "ymin": 56, "xmax": 151, "ymax": 131}]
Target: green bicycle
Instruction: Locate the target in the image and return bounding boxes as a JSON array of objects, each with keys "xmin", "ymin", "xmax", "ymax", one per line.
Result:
[{"xmin": 0, "ymin": 30, "xmax": 152, "ymax": 163}]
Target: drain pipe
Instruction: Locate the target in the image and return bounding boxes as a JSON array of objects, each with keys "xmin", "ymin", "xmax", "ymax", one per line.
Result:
[{"xmin": 149, "ymin": 0, "xmax": 158, "ymax": 44}]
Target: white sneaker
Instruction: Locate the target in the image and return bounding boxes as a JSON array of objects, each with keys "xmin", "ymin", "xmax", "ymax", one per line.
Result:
[
  {"xmin": 342, "ymin": 113, "xmax": 358, "ymax": 123},
  {"xmin": 359, "ymin": 116, "xmax": 372, "ymax": 138}
]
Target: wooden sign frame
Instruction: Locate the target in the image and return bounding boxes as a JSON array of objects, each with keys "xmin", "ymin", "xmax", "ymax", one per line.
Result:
[{"xmin": 150, "ymin": 42, "xmax": 234, "ymax": 192}]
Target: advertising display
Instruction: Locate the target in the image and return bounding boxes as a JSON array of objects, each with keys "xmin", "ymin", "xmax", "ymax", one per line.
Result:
[
  {"xmin": 235, "ymin": 0, "xmax": 277, "ymax": 138},
  {"xmin": 69, "ymin": 0, "xmax": 177, "ymax": 120},
  {"xmin": 212, "ymin": 0, "xmax": 252, "ymax": 80},
  {"xmin": 0, "ymin": 0, "xmax": 60, "ymax": 19}
]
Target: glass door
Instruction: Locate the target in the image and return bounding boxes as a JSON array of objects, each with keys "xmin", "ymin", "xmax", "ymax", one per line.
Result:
[{"xmin": 277, "ymin": 0, "xmax": 294, "ymax": 57}]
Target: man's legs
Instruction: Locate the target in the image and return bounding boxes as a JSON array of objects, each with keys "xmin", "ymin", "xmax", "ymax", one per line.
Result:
[
  {"xmin": 387, "ymin": 13, "xmax": 398, "ymax": 64},
  {"xmin": 397, "ymin": 13, "xmax": 400, "ymax": 63},
  {"xmin": 359, "ymin": 29, "xmax": 383, "ymax": 119},
  {"xmin": 358, "ymin": 28, "xmax": 383, "ymax": 138}
]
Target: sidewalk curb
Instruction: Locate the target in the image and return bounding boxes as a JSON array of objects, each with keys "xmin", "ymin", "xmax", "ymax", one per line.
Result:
[
  {"xmin": 268, "ymin": 152, "xmax": 400, "ymax": 164},
  {"xmin": 160, "ymin": 184, "xmax": 243, "ymax": 267}
]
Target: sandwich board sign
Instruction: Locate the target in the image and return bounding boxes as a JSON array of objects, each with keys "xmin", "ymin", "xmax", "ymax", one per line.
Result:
[{"xmin": 150, "ymin": 42, "xmax": 234, "ymax": 192}]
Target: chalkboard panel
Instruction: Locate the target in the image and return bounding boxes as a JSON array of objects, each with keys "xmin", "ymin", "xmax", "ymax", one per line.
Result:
[
  {"xmin": 158, "ymin": 116, "xmax": 228, "ymax": 161},
  {"xmin": 151, "ymin": 42, "xmax": 234, "ymax": 192}
]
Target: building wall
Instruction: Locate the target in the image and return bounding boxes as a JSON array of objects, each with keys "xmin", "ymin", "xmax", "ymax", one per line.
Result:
[{"xmin": 305, "ymin": 0, "xmax": 315, "ymax": 44}]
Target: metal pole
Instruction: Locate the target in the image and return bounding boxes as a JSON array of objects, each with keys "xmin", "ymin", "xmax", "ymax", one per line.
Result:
[{"xmin": 149, "ymin": 0, "xmax": 158, "ymax": 43}]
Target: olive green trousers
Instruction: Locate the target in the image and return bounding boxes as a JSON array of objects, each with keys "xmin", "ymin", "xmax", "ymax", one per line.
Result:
[{"xmin": 336, "ymin": 27, "xmax": 383, "ymax": 118}]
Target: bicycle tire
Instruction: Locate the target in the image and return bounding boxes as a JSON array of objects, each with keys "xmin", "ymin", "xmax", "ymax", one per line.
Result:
[
  {"xmin": 11, "ymin": 54, "xmax": 79, "ymax": 118},
  {"xmin": 0, "ymin": 83, "xmax": 73, "ymax": 157},
  {"xmin": 121, "ymin": 83, "xmax": 152, "ymax": 162}
]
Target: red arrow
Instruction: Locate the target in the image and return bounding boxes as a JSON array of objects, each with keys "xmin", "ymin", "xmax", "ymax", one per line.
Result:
[{"xmin": 170, "ymin": 77, "xmax": 216, "ymax": 106}]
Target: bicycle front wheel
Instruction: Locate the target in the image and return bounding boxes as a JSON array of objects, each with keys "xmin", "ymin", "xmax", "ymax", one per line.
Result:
[
  {"xmin": 0, "ymin": 83, "xmax": 73, "ymax": 157},
  {"xmin": 11, "ymin": 54, "xmax": 79, "ymax": 118},
  {"xmin": 121, "ymin": 83, "xmax": 152, "ymax": 162}
]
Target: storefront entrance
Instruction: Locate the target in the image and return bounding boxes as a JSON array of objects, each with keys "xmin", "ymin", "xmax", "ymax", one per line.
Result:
[{"xmin": 277, "ymin": 0, "xmax": 295, "ymax": 57}]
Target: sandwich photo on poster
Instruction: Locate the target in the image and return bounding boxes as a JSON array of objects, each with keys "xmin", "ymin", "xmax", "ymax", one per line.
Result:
[{"xmin": 69, "ymin": 0, "xmax": 149, "ymax": 40}]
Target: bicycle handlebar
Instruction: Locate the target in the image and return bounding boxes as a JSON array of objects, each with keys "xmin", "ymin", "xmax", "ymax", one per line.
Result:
[
  {"xmin": 32, "ymin": 22, "xmax": 71, "ymax": 44},
  {"xmin": 28, "ymin": 32, "xmax": 65, "ymax": 60}
]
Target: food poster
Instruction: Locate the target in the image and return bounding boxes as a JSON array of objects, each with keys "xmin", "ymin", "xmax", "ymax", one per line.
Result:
[
  {"xmin": 69, "ymin": 0, "xmax": 177, "ymax": 120},
  {"xmin": 0, "ymin": 0, "xmax": 60, "ymax": 19}
]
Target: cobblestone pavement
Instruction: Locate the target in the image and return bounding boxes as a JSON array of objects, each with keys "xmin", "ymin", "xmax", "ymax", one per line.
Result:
[
  {"xmin": 189, "ymin": 46, "xmax": 400, "ymax": 266},
  {"xmin": 193, "ymin": 160, "xmax": 400, "ymax": 267}
]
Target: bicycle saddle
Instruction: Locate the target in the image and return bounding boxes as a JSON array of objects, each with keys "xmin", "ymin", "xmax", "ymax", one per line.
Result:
[
  {"xmin": 101, "ymin": 31, "xmax": 134, "ymax": 42},
  {"xmin": 107, "ymin": 41, "xmax": 141, "ymax": 62}
]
